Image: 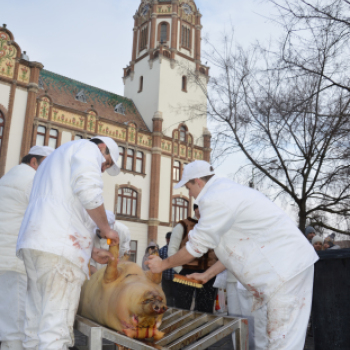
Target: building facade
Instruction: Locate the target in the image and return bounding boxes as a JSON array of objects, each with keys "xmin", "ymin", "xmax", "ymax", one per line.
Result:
[{"xmin": 0, "ymin": 0, "xmax": 211, "ymax": 265}]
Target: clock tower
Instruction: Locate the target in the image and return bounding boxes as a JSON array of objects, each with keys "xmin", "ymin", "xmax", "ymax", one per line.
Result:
[{"xmin": 123, "ymin": 0, "xmax": 209, "ymax": 144}]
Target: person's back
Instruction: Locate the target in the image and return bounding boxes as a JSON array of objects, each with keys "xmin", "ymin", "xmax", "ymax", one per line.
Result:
[
  {"xmin": 17, "ymin": 139, "xmax": 104, "ymax": 275},
  {"xmin": 0, "ymin": 163, "xmax": 35, "ymax": 274},
  {"xmin": 193, "ymin": 176, "xmax": 318, "ymax": 308}
]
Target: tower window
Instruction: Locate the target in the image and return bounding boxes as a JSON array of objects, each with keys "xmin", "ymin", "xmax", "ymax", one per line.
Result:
[
  {"xmin": 36, "ymin": 126, "xmax": 46, "ymax": 146},
  {"xmin": 138, "ymin": 76, "xmax": 143, "ymax": 93},
  {"xmin": 0, "ymin": 113, "xmax": 4, "ymax": 155},
  {"xmin": 181, "ymin": 25, "xmax": 191, "ymax": 49},
  {"xmin": 182, "ymin": 76, "xmax": 187, "ymax": 92},
  {"xmin": 139, "ymin": 26, "xmax": 148, "ymax": 51},
  {"xmin": 158, "ymin": 22, "xmax": 169, "ymax": 43},
  {"xmin": 179, "ymin": 126, "xmax": 186, "ymax": 142}
]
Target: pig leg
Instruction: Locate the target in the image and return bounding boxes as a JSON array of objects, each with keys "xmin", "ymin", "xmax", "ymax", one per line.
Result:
[
  {"xmin": 103, "ymin": 245, "xmax": 119, "ymax": 283},
  {"xmin": 123, "ymin": 327, "xmax": 165, "ymax": 340}
]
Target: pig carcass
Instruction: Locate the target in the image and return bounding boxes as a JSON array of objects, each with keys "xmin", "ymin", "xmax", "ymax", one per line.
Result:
[{"xmin": 78, "ymin": 244, "xmax": 167, "ymax": 340}]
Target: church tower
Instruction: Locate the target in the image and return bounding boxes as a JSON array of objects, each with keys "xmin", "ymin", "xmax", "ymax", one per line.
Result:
[
  {"xmin": 124, "ymin": 0, "xmax": 209, "ymax": 144},
  {"xmin": 123, "ymin": 0, "xmax": 211, "ymax": 244}
]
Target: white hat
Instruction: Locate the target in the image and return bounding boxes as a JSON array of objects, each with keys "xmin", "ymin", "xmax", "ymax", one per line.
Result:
[
  {"xmin": 28, "ymin": 146, "xmax": 55, "ymax": 157},
  {"xmin": 312, "ymin": 236, "xmax": 323, "ymax": 245},
  {"xmin": 174, "ymin": 160, "xmax": 215, "ymax": 189},
  {"xmin": 91, "ymin": 136, "xmax": 120, "ymax": 176}
]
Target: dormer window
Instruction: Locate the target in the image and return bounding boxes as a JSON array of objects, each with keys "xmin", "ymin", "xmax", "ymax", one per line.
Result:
[
  {"xmin": 179, "ymin": 126, "xmax": 186, "ymax": 142},
  {"xmin": 76, "ymin": 89, "xmax": 87, "ymax": 103},
  {"xmin": 38, "ymin": 76, "xmax": 44, "ymax": 89},
  {"xmin": 160, "ymin": 23, "xmax": 167, "ymax": 42},
  {"xmin": 115, "ymin": 103, "xmax": 126, "ymax": 115}
]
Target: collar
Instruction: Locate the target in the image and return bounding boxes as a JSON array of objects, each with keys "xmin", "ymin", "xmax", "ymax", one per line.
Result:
[{"xmin": 194, "ymin": 174, "xmax": 218, "ymax": 204}]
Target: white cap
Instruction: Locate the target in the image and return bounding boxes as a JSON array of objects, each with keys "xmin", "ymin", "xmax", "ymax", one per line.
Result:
[
  {"xmin": 312, "ymin": 236, "xmax": 323, "ymax": 245},
  {"xmin": 174, "ymin": 160, "xmax": 215, "ymax": 189},
  {"xmin": 91, "ymin": 136, "xmax": 120, "ymax": 176},
  {"xmin": 28, "ymin": 146, "xmax": 55, "ymax": 157}
]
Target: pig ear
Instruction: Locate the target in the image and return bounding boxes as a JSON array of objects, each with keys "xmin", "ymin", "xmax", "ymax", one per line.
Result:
[
  {"xmin": 144, "ymin": 246, "xmax": 162, "ymax": 284},
  {"xmin": 103, "ymin": 245, "xmax": 119, "ymax": 283}
]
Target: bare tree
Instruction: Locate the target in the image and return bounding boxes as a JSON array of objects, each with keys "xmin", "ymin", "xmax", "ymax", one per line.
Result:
[{"xmin": 185, "ymin": 27, "xmax": 350, "ymax": 234}]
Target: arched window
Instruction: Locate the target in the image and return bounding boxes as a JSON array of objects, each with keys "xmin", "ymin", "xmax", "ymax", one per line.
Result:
[
  {"xmin": 36, "ymin": 125, "xmax": 46, "ymax": 146},
  {"xmin": 181, "ymin": 25, "xmax": 191, "ymax": 49},
  {"xmin": 179, "ymin": 126, "xmax": 186, "ymax": 142},
  {"xmin": 138, "ymin": 76, "xmax": 143, "ymax": 93},
  {"xmin": 182, "ymin": 76, "xmax": 187, "ymax": 92},
  {"xmin": 172, "ymin": 197, "xmax": 189, "ymax": 223},
  {"xmin": 173, "ymin": 160, "xmax": 181, "ymax": 181},
  {"xmin": 158, "ymin": 22, "xmax": 169, "ymax": 43},
  {"xmin": 118, "ymin": 146, "xmax": 125, "ymax": 169},
  {"xmin": 126, "ymin": 149, "xmax": 134, "ymax": 171},
  {"xmin": 117, "ymin": 188, "xmax": 138, "ymax": 217},
  {"xmin": 139, "ymin": 26, "xmax": 148, "ymax": 51},
  {"xmin": 160, "ymin": 23, "xmax": 168, "ymax": 42},
  {"xmin": 0, "ymin": 113, "xmax": 4, "ymax": 155},
  {"xmin": 135, "ymin": 151, "xmax": 143, "ymax": 173},
  {"xmin": 48, "ymin": 129, "xmax": 58, "ymax": 149}
]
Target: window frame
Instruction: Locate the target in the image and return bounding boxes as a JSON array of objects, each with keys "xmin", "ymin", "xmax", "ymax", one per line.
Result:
[
  {"xmin": 126, "ymin": 149, "xmax": 134, "ymax": 171},
  {"xmin": 129, "ymin": 240, "xmax": 138, "ymax": 263},
  {"xmin": 172, "ymin": 197, "xmax": 189, "ymax": 224},
  {"xmin": 48, "ymin": 128, "xmax": 58, "ymax": 149},
  {"xmin": 173, "ymin": 160, "xmax": 181, "ymax": 181},
  {"xmin": 138, "ymin": 76, "xmax": 143, "ymax": 93},
  {"xmin": 36, "ymin": 125, "xmax": 46, "ymax": 147},
  {"xmin": 182, "ymin": 76, "xmax": 187, "ymax": 92},
  {"xmin": 118, "ymin": 146, "xmax": 125, "ymax": 170},
  {"xmin": 135, "ymin": 151, "xmax": 144, "ymax": 174},
  {"xmin": 115, "ymin": 185, "xmax": 142, "ymax": 219}
]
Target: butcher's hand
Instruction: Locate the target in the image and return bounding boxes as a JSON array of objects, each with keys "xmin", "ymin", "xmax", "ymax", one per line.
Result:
[
  {"xmin": 102, "ymin": 228, "xmax": 119, "ymax": 246},
  {"xmin": 145, "ymin": 255, "xmax": 164, "ymax": 273},
  {"xmin": 92, "ymin": 247, "xmax": 115, "ymax": 264},
  {"xmin": 186, "ymin": 272, "xmax": 209, "ymax": 285}
]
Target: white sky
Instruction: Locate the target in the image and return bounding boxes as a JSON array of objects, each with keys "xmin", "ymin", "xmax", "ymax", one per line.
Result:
[{"xmin": 1, "ymin": 0, "xmax": 280, "ymax": 178}]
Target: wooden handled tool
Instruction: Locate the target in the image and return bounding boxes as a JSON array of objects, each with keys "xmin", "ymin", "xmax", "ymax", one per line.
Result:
[{"xmin": 173, "ymin": 274, "xmax": 203, "ymax": 289}]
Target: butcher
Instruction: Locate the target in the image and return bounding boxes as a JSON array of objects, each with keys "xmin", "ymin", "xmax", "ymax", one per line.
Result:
[
  {"xmin": 0, "ymin": 145, "xmax": 54, "ymax": 350},
  {"xmin": 16, "ymin": 137, "xmax": 120, "ymax": 350},
  {"xmin": 146, "ymin": 160, "xmax": 319, "ymax": 350}
]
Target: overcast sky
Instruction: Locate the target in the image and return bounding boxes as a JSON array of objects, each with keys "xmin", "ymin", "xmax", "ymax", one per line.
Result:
[{"xmin": 1, "ymin": 0, "xmax": 281, "ymax": 178}]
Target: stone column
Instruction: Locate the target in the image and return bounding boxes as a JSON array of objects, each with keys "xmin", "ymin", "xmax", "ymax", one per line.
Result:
[
  {"xmin": 148, "ymin": 111, "xmax": 163, "ymax": 243},
  {"xmin": 150, "ymin": 1, "xmax": 158, "ymax": 50},
  {"xmin": 171, "ymin": 0, "xmax": 179, "ymax": 60},
  {"xmin": 132, "ymin": 16, "xmax": 138, "ymax": 62},
  {"xmin": 20, "ymin": 61, "xmax": 44, "ymax": 158},
  {"xmin": 203, "ymin": 127, "xmax": 212, "ymax": 162}
]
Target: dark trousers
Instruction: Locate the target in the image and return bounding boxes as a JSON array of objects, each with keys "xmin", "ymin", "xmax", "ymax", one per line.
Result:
[
  {"xmin": 174, "ymin": 268, "xmax": 217, "ymax": 313},
  {"xmin": 162, "ymin": 278, "xmax": 175, "ymax": 307}
]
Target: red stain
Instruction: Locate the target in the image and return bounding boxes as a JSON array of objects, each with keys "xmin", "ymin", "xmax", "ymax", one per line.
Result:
[
  {"xmin": 261, "ymin": 246, "xmax": 265, "ymax": 248},
  {"xmin": 78, "ymin": 257, "xmax": 84, "ymax": 264},
  {"xmin": 242, "ymin": 319, "xmax": 248, "ymax": 325},
  {"xmin": 247, "ymin": 284, "xmax": 264, "ymax": 303}
]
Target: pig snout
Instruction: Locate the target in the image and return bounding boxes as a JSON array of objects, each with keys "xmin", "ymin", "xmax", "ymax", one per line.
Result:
[{"xmin": 152, "ymin": 300, "xmax": 167, "ymax": 314}]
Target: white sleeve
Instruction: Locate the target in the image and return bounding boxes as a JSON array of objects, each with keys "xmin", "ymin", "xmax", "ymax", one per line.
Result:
[
  {"xmin": 70, "ymin": 143, "xmax": 104, "ymax": 210},
  {"xmin": 168, "ymin": 223, "xmax": 184, "ymax": 273},
  {"xmin": 186, "ymin": 198, "xmax": 237, "ymax": 258},
  {"xmin": 113, "ymin": 221, "xmax": 131, "ymax": 257}
]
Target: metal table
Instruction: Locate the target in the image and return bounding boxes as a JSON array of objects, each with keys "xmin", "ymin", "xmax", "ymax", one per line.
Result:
[{"xmin": 74, "ymin": 308, "xmax": 248, "ymax": 350}]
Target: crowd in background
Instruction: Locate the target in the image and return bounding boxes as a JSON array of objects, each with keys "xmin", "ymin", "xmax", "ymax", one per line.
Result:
[{"xmin": 305, "ymin": 226, "xmax": 341, "ymax": 252}]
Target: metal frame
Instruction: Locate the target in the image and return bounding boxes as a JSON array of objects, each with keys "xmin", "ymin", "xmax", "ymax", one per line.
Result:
[{"xmin": 74, "ymin": 308, "xmax": 248, "ymax": 350}]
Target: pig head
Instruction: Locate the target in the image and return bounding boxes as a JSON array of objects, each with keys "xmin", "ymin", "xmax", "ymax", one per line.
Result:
[{"xmin": 78, "ymin": 244, "xmax": 167, "ymax": 340}]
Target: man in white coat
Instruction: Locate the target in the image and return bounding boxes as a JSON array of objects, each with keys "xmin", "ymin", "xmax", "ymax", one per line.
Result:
[
  {"xmin": 16, "ymin": 137, "xmax": 120, "ymax": 350},
  {"xmin": 0, "ymin": 145, "xmax": 54, "ymax": 350},
  {"xmin": 146, "ymin": 160, "xmax": 319, "ymax": 350}
]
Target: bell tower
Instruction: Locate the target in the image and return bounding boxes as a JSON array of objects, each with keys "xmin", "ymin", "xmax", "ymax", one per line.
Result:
[{"xmin": 123, "ymin": 0, "xmax": 209, "ymax": 147}]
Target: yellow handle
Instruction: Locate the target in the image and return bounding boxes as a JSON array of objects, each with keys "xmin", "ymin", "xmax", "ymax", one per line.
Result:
[{"xmin": 107, "ymin": 238, "xmax": 111, "ymax": 245}]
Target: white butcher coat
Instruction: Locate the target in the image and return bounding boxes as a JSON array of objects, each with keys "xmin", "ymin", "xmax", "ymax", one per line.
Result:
[
  {"xmin": 186, "ymin": 175, "xmax": 319, "ymax": 311},
  {"xmin": 16, "ymin": 140, "xmax": 105, "ymax": 277},
  {"xmin": 0, "ymin": 163, "xmax": 36, "ymax": 274}
]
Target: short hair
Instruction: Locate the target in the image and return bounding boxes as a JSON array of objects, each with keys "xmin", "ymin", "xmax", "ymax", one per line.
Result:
[
  {"xmin": 166, "ymin": 232, "xmax": 172, "ymax": 239},
  {"xmin": 193, "ymin": 204, "xmax": 198, "ymax": 211},
  {"xmin": 89, "ymin": 138, "xmax": 110, "ymax": 155},
  {"xmin": 21, "ymin": 154, "xmax": 45, "ymax": 165}
]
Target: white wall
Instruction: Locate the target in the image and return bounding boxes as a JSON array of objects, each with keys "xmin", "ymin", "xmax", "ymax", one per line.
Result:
[
  {"xmin": 61, "ymin": 131, "xmax": 72, "ymax": 145},
  {"xmin": 5, "ymin": 87, "xmax": 28, "ymax": 173},
  {"xmin": 159, "ymin": 56, "xmax": 207, "ymax": 146},
  {"xmin": 158, "ymin": 155, "xmax": 171, "ymax": 223},
  {"xmin": 0, "ymin": 82, "xmax": 10, "ymax": 109},
  {"xmin": 124, "ymin": 58, "xmax": 161, "ymax": 131}
]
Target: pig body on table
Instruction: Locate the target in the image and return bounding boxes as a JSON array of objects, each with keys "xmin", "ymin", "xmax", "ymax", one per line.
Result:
[{"xmin": 78, "ymin": 245, "xmax": 167, "ymax": 340}]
